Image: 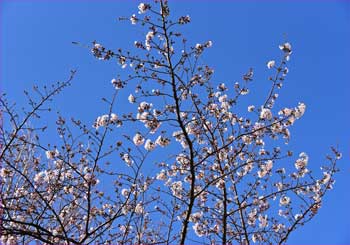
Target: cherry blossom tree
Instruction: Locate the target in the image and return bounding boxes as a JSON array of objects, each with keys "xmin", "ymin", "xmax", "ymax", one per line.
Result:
[{"xmin": 0, "ymin": 1, "xmax": 342, "ymax": 244}]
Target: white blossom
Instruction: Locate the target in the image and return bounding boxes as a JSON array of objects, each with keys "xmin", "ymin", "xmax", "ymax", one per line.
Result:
[
  {"xmin": 279, "ymin": 107, "xmax": 293, "ymax": 117},
  {"xmin": 144, "ymin": 139, "xmax": 156, "ymax": 151},
  {"xmin": 110, "ymin": 113, "xmax": 118, "ymax": 123},
  {"xmin": 93, "ymin": 114, "xmax": 110, "ymax": 129},
  {"xmin": 121, "ymin": 188, "xmax": 129, "ymax": 197},
  {"xmin": 133, "ymin": 133, "xmax": 145, "ymax": 146},
  {"xmin": 279, "ymin": 42, "xmax": 292, "ymax": 53},
  {"xmin": 122, "ymin": 153, "xmax": 133, "ymax": 166},
  {"xmin": 267, "ymin": 60, "xmax": 275, "ymax": 69},
  {"xmin": 295, "ymin": 152, "xmax": 308, "ymax": 170},
  {"xmin": 260, "ymin": 107, "xmax": 272, "ymax": 120},
  {"xmin": 295, "ymin": 102, "xmax": 306, "ymax": 118},
  {"xmin": 45, "ymin": 149, "xmax": 59, "ymax": 159},
  {"xmin": 248, "ymin": 105, "xmax": 255, "ymax": 112},
  {"xmin": 135, "ymin": 202, "xmax": 144, "ymax": 214},
  {"xmin": 280, "ymin": 196, "xmax": 290, "ymax": 206},
  {"xmin": 156, "ymin": 170, "xmax": 167, "ymax": 181},
  {"xmin": 130, "ymin": 14, "xmax": 138, "ymax": 24},
  {"xmin": 138, "ymin": 3, "xmax": 150, "ymax": 14},
  {"xmin": 171, "ymin": 181, "xmax": 183, "ymax": 199},
  {"xmin": 111, "ymin": 78, "xmax": 123, "ymax": 89},
  {"xmin": 320, "ymin": 172, "xmax": 331, "ymax": 184},
  {"xmin": 206, "ymin": 40, "xmax": 213, "ymax": 48},
  {"xmin": 258, "ymin": 214, "xmax": 268, "ymax": 228},
  {"xmin": 155, "ymin": 135, "xmax": 170, "ymax": 147},
  {"xmin": 295, "ymin": 214, "xmax": 302, "ymax": 220},
  {"xmin": 192, "ymin": 222, "xmax": 206, "ymax": 237},
  {"xmin": 190, "ymin": 211, "xmax": 203, "ymax": 223}
]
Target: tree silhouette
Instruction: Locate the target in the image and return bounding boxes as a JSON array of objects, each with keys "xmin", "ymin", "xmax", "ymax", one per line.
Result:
[{"xmin": 0, "ymin": 1, "xmax": 342, "ymax": 244}]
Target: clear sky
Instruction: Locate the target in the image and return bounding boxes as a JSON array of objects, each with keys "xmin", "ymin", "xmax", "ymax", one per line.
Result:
[{"xmin": 1, "ymin": 0, "xmax": 350, "ymax": 244}]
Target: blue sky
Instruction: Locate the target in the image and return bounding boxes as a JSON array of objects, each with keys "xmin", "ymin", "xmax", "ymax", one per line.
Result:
[{"xmin": 1, "ymin": 0, "xmax": 350, "ymax": 244}]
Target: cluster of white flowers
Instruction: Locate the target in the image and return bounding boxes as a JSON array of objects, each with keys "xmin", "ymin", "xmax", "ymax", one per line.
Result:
[
  {"xmin": 189, "ymin": 211, "xmax": 203, "ymax": 223},
  {"xmin": 170, "ymin": 181, "xmax": 183, "ymax": 199},
  {"xmin": 128, "ymin": 94, "xmax": 136, "ymax": 103},
  {"xmin": 295, "ymin": 152, "xmax": 308, "ymax": 170},
  {"xmin": 248, "ymin": 208, "xmax": 258, "ymax": 226},
  {"xmin": 248, "ymin": 105, "xmax": 255, "ymax": 112},
  {"xmin": 252, "ymin": 233, "xmax": 263, "ymax": 243},
  {"xmin": 319, "ymin": 172, "xmax": 331, "ymax": 185},
  {"xmin": 45, "ymin": 149, "xmax": 59, "ymax": 160},
  {"xmin": 178, "ymin": 15, "xmax": 191, "ymax": 24},
  {"xmin": 111, "ymin": 78, "xmax": 123, "ymax": 90},
  {"xmin": 144, "ymin": 139, "xmax": 156, "ymax": 151},
  {"xmin": 279, "ymin": 107, "xmax": 293, "ymax": 117},
  {"xmin": 119, "ymin": 225, "xmax": 133, "ymax": 234},
  {"xmin": 145, "ymin": 31, "xmax": 155, "ymax": 51},
  {"xmin": 258, "ymin": 160, "xmax": 273, "ymax": 178},
  {"xmin": 172, "ymin": 130, "xmax": 188, "ymax": 148},
  {"xmin": 93, "ymin": 113, "xmax": 120, "ymax": 129},
  {"xmin": 1, "ymin": 235, "xmax": 18, "ymax": 245},
  {"xmin": 136, "ymin": 104, "xmax": 162, "ymax": 134},
  {"xmin": 176, "ymin": 153, "xmax": 190, "ymax": 168},
  {"xmin": 118, "ymin": 56, "xmax": 127, "ymax": 68},
  {"xmin": 135, "ymin": 202, "xmax": 144, "ymax": 214},
  {"xmin": 138, "ymin": 3, "xmax": 150, "ymax": 14},
  {"xmin": 121, "ymin": 153, "xmax": 133, "ymax": 166},
  {"xmin": 156, "ymin": 169, "xmax": 167, "ymax": 181},
  {"xmin": 121, "ymin": 188, "xmax": 129, "ymax": 197},
  {"xmin": 155, "ymin": 135, "xmax": 170, "ymax": 147},
  {"xmin": 260, "ymin": 107, "xmax": 273, "ymax": 120},
  {"xmin": 258, "ymin": 214, "xmax": 268, "ymax": 228},
  {"xmin": 94, "ymin": 114, "xmax": 109, "ymax": 129},
  {"xmin": 273, "ymin": 223, "xmax": 286, "ymax": 233},
  {"xmin": 295, "ymin": 102, "xmax": 306, "ymax": 118},
  {"xmin": 192, "ymin": 222, "xmax": 206, "ymax": 237},
  {"xmin": 34, "ymin": 171, "xmax": 49, "ymax": 185},
  {"xmin": 0, "ymin": 168, "xmax": 12, "ymax": 179},
  {"xmin": 278, "ymin": 103, "xmax": 306, "ymax": 127},
  {"xmin": 130, "ymin": 14, "xmax": 138, "ymax": 25},
  {"xmin": 215, "ymin": 178, "xmax": 225, "ymax": 190},
  {"xmin": 279, "ymin": 42, "xmax": 292, "ymax": 60},
  {"xmin": 133, "ymin": 133, "xmax": 145, "ymax": 146},
  {"xmin": 138, "ymin": 101, "xmax": 152, "ymax": 112},
  {"xmin": 110, "ymin": 113, "xmax": 118, "ymax": 123},
  {"xmin": 194, "ymin": 41, "xmax": 213, "ymax": 55},
  {"xmin": 91, "ymin": 42, "xmax": 112, "ymax": 60},
  {"xmin": 279, "ymin": 196, "xmax": 291, "ymax": 206}
]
